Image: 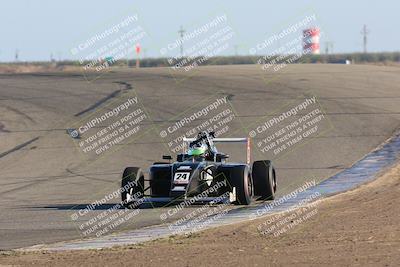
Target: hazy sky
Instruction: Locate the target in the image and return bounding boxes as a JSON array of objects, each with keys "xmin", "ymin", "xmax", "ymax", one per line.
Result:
[{"xmin": 1, "ymin": 0, "xmax": 399, "ymax": 61}]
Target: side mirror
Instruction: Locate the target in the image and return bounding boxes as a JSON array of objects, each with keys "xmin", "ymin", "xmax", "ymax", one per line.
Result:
[
  {"xmin": 216, "ymin": 153, "xmax": 229, "ymax": 162},
  {"xmin": 162, "ymin": 155, "xmax": 172, "ymax": 160}
]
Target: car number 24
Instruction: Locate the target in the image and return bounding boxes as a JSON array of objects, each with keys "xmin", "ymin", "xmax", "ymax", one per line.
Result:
[{"xmin": 173, "ymin": 172, "xmax": 190, "ymax": 184}]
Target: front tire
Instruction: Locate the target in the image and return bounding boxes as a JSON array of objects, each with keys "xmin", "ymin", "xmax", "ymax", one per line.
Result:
[
  {"xmin": 121, "ymin": 167, "xmax": 144, "ymax": 209},
  {"xmin": 230, "ymin": 165, "xmax": 253, "ymax": 205},
  {"xmin": 252, "ymin": 160, "xmax": 276, "ymax": 200}
]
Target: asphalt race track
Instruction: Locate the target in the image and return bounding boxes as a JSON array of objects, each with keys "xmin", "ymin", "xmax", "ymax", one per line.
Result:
[{"xmin": 1, "ymin": 64, "xmax": 400, "ymax": 250}]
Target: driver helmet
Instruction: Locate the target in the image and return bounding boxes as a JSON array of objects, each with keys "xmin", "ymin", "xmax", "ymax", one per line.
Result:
[{"xmin": 188, "ymin": 142, "xmax": 207, "ymax": 156}]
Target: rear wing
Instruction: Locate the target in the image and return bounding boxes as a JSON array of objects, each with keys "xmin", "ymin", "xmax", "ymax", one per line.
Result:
[{"xmin": 182, "ymin": 137, "xmax": 251, "ymax": 164}]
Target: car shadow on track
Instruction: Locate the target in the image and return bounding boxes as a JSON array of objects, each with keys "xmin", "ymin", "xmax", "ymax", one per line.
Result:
[{"xmin": 23, "ymin": 202, "xmax": 179, "ymax": 210}]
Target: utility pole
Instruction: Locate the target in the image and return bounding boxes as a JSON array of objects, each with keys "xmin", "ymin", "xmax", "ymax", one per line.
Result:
[
  {"xmin": 361, "ymin": 24, "xmax": 370, "ymax": 53},
  {"xmin": 234, "ymin": 45, "xmax": 239, "ymax": 56},
  {"xmin": 325, "ymin": 42, "xmax": 329, "ymax": 54},
  {"xmin": 324, "ymin": 42, "xmax": 334, "ymax": 54},
  {"xmin": 15, "ymin": 49, "xmax": 19, "ymax": 62},
  {"xmin": 178, "ymin": 26, "xmax": 185, "ymax": 58}
]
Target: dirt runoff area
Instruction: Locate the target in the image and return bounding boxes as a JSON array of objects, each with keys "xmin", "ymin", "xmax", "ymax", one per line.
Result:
[{"xmin": 1, "ymin": 165, "xmax": 400, "ymax": 267}]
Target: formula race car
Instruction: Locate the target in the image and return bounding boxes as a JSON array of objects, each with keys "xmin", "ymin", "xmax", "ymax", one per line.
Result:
[{"xmin": 121, "ymin": 131, "xmax": 276, "ymax": 208}]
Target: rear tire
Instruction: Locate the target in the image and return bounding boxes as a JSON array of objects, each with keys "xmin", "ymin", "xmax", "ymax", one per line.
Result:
[
  {"xmin": 230, "ymin": 165, "xmax": 253, "ymax": 205},
  {"xmin": 121, "ymin": 167, "xmax": 144, "ymax": 209},
  {"xmin": 252, "ymin": 160, "xmax": 276, "ymax": 200}
]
